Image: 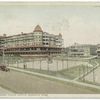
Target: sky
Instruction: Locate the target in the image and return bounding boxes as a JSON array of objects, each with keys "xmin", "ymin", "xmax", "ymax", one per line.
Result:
[{"xmin": 0, "ymin": 2, "xmax": 100, "ymax": 47}]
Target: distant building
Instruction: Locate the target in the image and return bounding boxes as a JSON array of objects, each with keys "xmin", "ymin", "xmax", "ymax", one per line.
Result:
[
  {"xmin": 96, "ymin": 44, "xmax": 100, "ymax": 57},
  {"xmin": 0, "ymin": 25, "xmax": 64, "ymax": 55},
  {"xmin": 67, "ymin": 43, "xmax": 97, "ymax": 57}
]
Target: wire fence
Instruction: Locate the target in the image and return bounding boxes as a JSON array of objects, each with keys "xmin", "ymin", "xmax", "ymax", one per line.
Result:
[
  {"xmin": 0, "ymin": 55, "xmax": 98, "ymax": 84},
  {"xmin": 1, "ymin": 56, "xmax": 90, "ymax": 72}
]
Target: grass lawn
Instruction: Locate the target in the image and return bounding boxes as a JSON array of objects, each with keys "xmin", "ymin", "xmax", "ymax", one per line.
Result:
[
  {"xmin": 11, "ymin": 64, "xmax": 92, "ymax": 80},
  {"xmin": 81, "ymin": 58, "xmax": 100, "ymax": 85},
  {"xmin": 57, "ymin": 65, "xmax": 92, "ymax": 79}
]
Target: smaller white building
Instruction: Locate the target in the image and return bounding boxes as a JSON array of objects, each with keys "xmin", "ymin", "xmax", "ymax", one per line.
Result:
[
  {"xmin": 96, "ymin": 44, "xmax": 100, "ymax": 57},
  {"xmin": 68, "ymin": 43, "xmax": 97, "ymax": 57}
]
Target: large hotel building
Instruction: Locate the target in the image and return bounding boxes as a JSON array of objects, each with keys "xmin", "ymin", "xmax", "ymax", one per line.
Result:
[{"xmin": 0, "ymin": 25, "xmax": 64, "ymax": 55}]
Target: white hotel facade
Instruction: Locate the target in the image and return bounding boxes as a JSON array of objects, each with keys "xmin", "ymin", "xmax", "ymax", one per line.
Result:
[{"xmin": 0, "ymin": 25, "xmax": 64, "ymax": 55}]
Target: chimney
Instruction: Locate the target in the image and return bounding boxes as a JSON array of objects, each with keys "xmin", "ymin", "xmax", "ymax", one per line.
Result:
[
  {"xmin": 21, "ymin": 32, "xmax": 23, "ymax": 34},
  {"xmin": 3, "ymin": 34, "xmax": 6, "ymax": 37}
]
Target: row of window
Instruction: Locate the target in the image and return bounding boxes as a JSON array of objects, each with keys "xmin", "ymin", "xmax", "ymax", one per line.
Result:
[
  {"xmin": 5, "ymin": 43, "xmax": 58, "ymax": 47},
  {"xmin": 43, "ymin": 43, "xmax": 49, "ymax": 45}
]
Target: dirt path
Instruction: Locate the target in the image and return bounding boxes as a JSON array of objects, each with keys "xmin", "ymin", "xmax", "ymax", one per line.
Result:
[{"xmin": 0, "ymin": 69, "xmax": 100, "ymax": 94}]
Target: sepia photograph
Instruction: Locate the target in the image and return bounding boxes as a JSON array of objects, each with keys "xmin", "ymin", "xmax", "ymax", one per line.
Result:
[{"xmin": 0, "ymin": 1, "xmax": 100, "ymax": 98}]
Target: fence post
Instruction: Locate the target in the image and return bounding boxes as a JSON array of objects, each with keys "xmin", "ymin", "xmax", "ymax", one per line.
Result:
[
  {"xmin": 17, "ymin": 60, "xmax": 18, "ymax": 68},
  {"xmin": 93, "ymin": 67, "xmax": 95, "ymax": 83},
  {"xmin": 23, "ymin": 59, "xmax": 25, "ymax": 69},
  {"xmin": 67, "ymin": 59, "xmax": 68, "ymax": 70},
  {"xmin": 82, "ymin": 66, "xmax": 85, "ymax": 82},
  {"xmin": 8, "ymin": 58, "xmax": 9, "ymax": 67},
  {"xmin": 47, "ymin": 58, "xmax": 49, "ymax": 72},
  {"xmin": 47, "ymin": 60, "xmax": 49, "ymax": 72},
  {"xmin": 33, "ymin": 58, "xmax": 34, "ymax": 69},
  {"xmin": 40, "ymin": 58, "xmax": 41, "ymax": 70},
  {"xmin": 56, "ymin": 60, "xmax": 58, "ymax": 72},
  {"xmin": 62, "ymin": 59, "xmax": 64, "ymax": 70},
  {"xmin": 87, "ymin": 65, "xmax": 88, "ymax": 74},
  {"xmin": 79, "ymin": 67, "xmax": 81, "ymax": 80}
]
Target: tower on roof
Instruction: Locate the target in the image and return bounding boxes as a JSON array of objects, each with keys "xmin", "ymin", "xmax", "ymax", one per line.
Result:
[
  {"xmin": 59, "ymin": 33, "xmax": 62, "ymax": 37},
  {"xmin": 33, "ymin": 25, "xmax": 43, "ymax": 32}
]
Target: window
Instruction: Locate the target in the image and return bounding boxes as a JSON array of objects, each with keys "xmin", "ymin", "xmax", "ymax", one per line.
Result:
[
  {"xmin": 43, "ymin": 43, "xmax": 45, "ymax": 45},
  {"xmin": 46, "ymin": 43, "xmax": 48, "ymax": 45}
]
